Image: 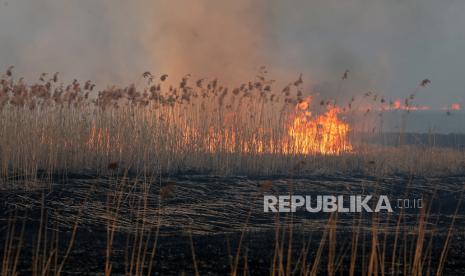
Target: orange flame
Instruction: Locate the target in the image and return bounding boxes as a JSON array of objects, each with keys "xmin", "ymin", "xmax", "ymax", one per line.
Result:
[
  {"xmin": 285, "ymin": 97, "xmax": 352, "ymax": 155},
  {"xmin": 87, "ymin": 124, "xmax": 123, "ymax": 154},
  {"xmin": 451, "ymin": 103, "xmax": 461, "ymax": 111},
  {"xmin": 390, "ymin": 99, "xmax": 431, "ymax": 111},
  {"xmin": 393, "ymin": 100, "xmax": 402, "ymax": 109},
  {"xmin": 86, "ymin": 99, "xmax": 353, "ymax": 156}
]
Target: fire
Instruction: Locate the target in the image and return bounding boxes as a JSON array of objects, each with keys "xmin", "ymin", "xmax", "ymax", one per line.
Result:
[
  {"xmin": 285, "ymin": 97, "xmax": 352, "ymax": 155},
  {"xmin": 87, "ymin": 124, "xmax": 123, "ymax": 154},
  {"xmin": 393, "ymin": 100, "xmax": 402, "ymax": 109},
  {"xmin": 86, "ymin": 98, "xmax": 353, "ymax": 156},
  {"xmin": 174, "ymin": 96, "xmax": 353, "ymax": 155},
  {"xmin": 451, "ymin": 103, "xmax": 461, "ymax": 111},
  {"xmin": 390, "ymin": 99, "xmax": 431, "ymax": 111}
]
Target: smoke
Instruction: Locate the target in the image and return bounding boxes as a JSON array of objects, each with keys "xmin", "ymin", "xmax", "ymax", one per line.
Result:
[
  {"xmin": 1, "ymin": 0, "xmax": 465, "ymax": 108},
  {"xmin": 268, "ymin": 0, "xmax": 465, "ymax": 107},
  {"xmin": 0, "ymin": 0, "xmax": 151, "ymax": 84},
  {"xmin": 0, "ymin": 0, "xmax": 270, "ymax": 85},
  {"xmin": 145, "ymin": 0, "xmax": 269, "ymax": 83}
]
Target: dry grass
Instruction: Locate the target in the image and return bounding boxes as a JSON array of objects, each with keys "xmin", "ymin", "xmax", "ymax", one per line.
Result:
[
  {"xmin": 0, "ymin": 68, "xmax": 463, "ymax": 274},
  {"xmin": 0, "ymin": 69, "xmax": 464, "ymax": 181}
]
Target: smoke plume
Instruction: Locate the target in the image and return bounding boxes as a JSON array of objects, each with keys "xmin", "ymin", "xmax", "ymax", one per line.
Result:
[{"xmin": 1, "ymin": 0, "xmax": 465, "ymax": 108}]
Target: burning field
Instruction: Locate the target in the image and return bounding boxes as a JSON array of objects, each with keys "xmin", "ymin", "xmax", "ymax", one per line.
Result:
[
  {"xmin": 0, "ymin": 68, "xmax": 463, "ymax": 177},
  {"xmin": 0, "ymin": 67, "xmax": 464, "ymax": 275},
  {"xmin": 3, "ymin": 0, "xmax": 465, "ymax": 274}
]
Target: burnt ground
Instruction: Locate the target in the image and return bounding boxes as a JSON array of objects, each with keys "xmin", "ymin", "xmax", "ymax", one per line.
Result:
[{"xmin": 1, "ymin": 173, "xmax": 465, "ymax": 275}]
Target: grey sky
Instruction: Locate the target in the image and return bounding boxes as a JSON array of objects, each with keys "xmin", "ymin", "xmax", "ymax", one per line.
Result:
[{"xmin": 0, "ymin": 0, "xmax": 464, "ymax": 108}]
